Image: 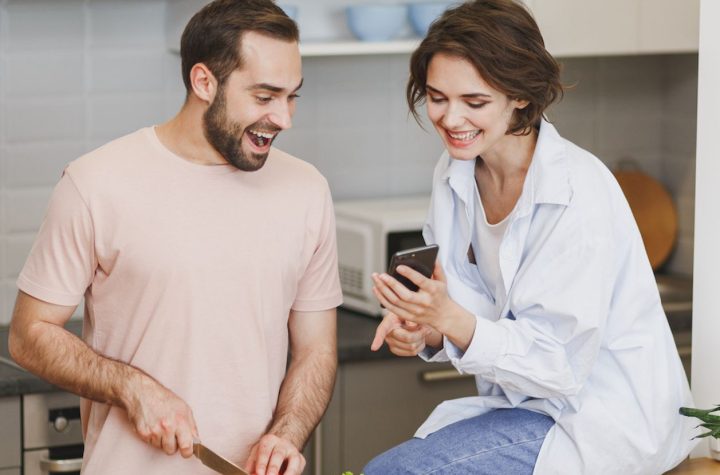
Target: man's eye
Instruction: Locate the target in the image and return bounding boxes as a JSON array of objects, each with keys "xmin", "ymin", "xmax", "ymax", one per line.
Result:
[
  {"xmin": 289, "ymin": 94, "xmax": 300, "ymax": 101},
  {"xmin": 256, "ymin": 96, "xmax": 272, "ymax": 104}
]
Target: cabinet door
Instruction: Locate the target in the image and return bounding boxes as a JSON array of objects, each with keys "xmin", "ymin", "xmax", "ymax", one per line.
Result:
[
  {"xmin": 638, "ymin": 0, "xmax": 699, "ymax": 53},
  {"xmin": 0, "ymin": 397, "xmax": 21, "ymax": 468},
  {"xmin": 531, "ymin": 0, "xmax": 639, "ymax": 56},
  {"xmin": 339, "ymin": 358, "xmax": 477, "ymax": 474},
  {"xmin": 0, "ymin": 468, "xmax": 20, "ymax": 475}
]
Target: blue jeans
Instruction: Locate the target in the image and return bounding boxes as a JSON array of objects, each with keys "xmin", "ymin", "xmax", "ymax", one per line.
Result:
[{"xmin": 363, "ymin": 408, "xmax": 554, "ymax": 475}]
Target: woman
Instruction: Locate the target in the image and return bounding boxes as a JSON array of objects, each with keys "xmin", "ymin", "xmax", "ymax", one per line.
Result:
[{"xmin": 364, "ymin": 1, "xmax": 696, "ymax": 474}]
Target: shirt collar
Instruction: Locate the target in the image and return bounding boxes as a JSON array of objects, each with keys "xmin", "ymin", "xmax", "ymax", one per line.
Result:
[{"xmin": 439, "ymin": 119, "xmax": 572, "ymax": 214}]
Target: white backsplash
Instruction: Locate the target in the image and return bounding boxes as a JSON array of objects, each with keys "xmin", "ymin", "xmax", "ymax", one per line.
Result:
[{"xmin": 0, "ymin": 0, "xmax": 698, "ymax": 325}]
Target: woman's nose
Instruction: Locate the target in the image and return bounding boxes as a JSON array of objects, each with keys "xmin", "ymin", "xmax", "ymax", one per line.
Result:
[{"xmin": 442, "ymin": 102, "xmax": 467, "ymax": 129}]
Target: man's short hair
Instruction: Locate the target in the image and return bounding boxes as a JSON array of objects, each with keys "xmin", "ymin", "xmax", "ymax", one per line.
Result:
[{"xmin": 180, "ymin": 0, "xmax": 299, "ymax": 94}]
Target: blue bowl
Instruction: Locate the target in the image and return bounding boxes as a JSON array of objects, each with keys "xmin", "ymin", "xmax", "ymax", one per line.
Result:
[
  {"xmin": 408, "ymin": 2, "xmax": 454, "ymax": 37},
  {"xmin": 346, "ymin": 4, "xmax": 408, "ymax": 42},
  {"xmin": 278, "ymin": 4, "xmax": 298, "ymax": 21}
]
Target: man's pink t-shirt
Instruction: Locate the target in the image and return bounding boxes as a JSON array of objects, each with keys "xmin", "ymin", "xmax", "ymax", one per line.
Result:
[{"xmin": 17, "ymin": 127, "xmax": 343, "ymax": 474}]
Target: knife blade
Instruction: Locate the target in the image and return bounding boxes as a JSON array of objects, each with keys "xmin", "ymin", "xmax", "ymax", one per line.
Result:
[{"xmin": 193, "ymin": 440, "xmax": 249, "ymax": 475}]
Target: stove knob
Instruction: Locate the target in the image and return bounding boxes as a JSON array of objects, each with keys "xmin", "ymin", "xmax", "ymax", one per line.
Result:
[{"xmin": 53, "ymin": 416, "xmax": 69, "ymax": 433}]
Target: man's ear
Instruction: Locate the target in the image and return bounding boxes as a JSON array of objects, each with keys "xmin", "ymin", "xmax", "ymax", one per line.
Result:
[{"xmin": 189, "ymin": 63, "xmax": 217, "ymax": 103}]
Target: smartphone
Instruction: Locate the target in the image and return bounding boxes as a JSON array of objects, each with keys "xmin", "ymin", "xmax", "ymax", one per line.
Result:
[{"xmin": 387, "ymin": 244, "xmax": 439, "ymax": 292}]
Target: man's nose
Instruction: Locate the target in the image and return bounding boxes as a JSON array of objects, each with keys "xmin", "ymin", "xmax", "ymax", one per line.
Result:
[{"xmin": 269, "ymin": 101, "xmax": 293, "ymax": 130}]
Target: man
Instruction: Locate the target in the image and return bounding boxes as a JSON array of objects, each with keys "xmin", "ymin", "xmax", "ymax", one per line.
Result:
[{"xmin": 8, "ymin": 1, "xmax": 342, "ymax": 474}]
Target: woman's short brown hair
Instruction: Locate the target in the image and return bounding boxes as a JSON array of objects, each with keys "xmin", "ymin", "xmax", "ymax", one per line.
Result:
[
  {"xmin": 180, "ymin": 0, "xmax": 299, "ymax": 94},
  {"xmin": 407, "ymin": 0, "xmax": 562, "ymax": 135}
]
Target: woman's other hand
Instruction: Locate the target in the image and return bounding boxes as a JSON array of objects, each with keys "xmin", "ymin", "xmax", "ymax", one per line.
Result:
[{"xmin": 371, "ymin": 312, "xmax": 441, "ymax": 356}]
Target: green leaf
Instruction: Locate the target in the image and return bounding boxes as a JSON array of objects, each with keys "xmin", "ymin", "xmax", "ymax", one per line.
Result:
[{"xmin": 679, "ymin": 407, "xmax": 720, "ymax": 423}]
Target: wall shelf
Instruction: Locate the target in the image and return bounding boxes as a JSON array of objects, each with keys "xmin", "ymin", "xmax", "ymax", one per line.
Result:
[{"xmin": 299, "ymin": 39, "xmax": 420, "ymax": 57}]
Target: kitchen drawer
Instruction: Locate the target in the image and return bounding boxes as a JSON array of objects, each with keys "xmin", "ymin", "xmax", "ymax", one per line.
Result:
[
  {"xmin": 0, "ymin": 397, "xmax": 21, "ymax": 468},
  {"xmin": 0, "ymin": 468, "xmax": 20, "ymax": 475},
  {"xmin": 322, "ymin": 358, "xmax": 477, "ymax": 474}
]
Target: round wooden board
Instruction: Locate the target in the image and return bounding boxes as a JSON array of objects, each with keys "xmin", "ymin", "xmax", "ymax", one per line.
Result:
[{"xmin": 613, "ymin": 170, "xmax": 678, "ymax": 270}]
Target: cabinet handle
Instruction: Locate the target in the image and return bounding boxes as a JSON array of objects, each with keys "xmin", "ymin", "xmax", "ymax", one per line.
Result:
[
  {"xmin": 39, "ymin": 457, "xmax": 83, "ymax": 472},
  {"xmin": 313, "ymin": 422, "xmax": 322, "ymax": 475},
  {"xmin": 420, "ymin": 369, "xmax": 475, "ymax": 382},
  {"xmin": 663, "ymin": 301, "xmax": 692, "ymax": 314}
]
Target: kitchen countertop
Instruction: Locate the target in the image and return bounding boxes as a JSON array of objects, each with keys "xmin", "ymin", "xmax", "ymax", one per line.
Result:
[
  {"xmin": 0, "ymin": 272, "xmax": 693, "ymax": 398},
  {"xmin": 0, "ymin": 308, "xmax": 391, "ymax": 397}
]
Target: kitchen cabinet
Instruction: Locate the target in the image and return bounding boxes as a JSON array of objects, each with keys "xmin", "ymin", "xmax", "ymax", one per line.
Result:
[
  {"xmin": 529, "ymin": 0, "xmax": 699, "ymax": 57},
  {"xmin": 316, "ymin": 357, "xmax": 477, "ymax": 474},
  {"xmin": 638, "ymin": 0, "xmax": 701, "ymax": 54},
  {"xmin": 0, "ymin": 397, "xmax": 21, "ymax": 472}
]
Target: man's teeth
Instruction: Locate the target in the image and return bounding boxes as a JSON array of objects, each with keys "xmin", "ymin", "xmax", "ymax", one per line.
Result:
[
  {"xmin": 249, "ymin": 130, "xmax": 275, "ymax": 139},
  {"xmin": 248, "ymin": 129, "xmax": 276, "ymax": 147},
  {"xmin": 448, "ymin": 130, "xmax": 480, "ymax": 141}
]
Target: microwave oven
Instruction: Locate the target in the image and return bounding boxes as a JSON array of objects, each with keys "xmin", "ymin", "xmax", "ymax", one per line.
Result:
[{"xmin": 335, "ymin": 195, "xmax": 430, "ymax": 316}]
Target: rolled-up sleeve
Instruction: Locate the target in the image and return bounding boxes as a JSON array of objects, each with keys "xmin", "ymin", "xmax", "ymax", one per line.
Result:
[{"xmin": 444, "ymin": 237, "xmax": 614, "ymax": 400}]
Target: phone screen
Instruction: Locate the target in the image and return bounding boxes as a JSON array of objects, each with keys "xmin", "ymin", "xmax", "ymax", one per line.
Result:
[{"xmin": 387, "ymin": 244, "xmax": 439, "ymax": 292}]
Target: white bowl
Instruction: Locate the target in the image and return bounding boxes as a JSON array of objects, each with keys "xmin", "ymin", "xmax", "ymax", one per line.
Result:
[
  {"xmin": 278, "ymin": 4, "xmax": 298, "ymax": 21},
  {"xmin": 408, "ymin": 2, "xmax": 454, "ymax": 37},
  {"xmin": 346, "ymin": 4, "xmax": 408, "ymax": 42}
]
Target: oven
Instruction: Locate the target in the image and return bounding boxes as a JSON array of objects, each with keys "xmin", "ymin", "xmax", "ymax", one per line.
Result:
[{"xmin": 23, "ymin": 392, "xmax": 83, "ymax": 475}]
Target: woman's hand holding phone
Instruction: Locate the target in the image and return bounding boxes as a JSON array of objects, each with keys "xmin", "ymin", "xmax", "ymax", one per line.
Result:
[
  {"xmin": 372, "ymin": 259, "xmax": 453, "ymax": 330},
  {"xmin": 372, "ymin": 259, "xmax": 476, "ymax": 352}
]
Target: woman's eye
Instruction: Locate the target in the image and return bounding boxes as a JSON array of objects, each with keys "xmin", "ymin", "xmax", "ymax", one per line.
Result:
[
  {"xmin": 468, "ymin": 102, "xmax": 488, "ymax": 109},
  {"xmin": 429, "ymin": 96, "xmax": 446, "ymax": 103}
]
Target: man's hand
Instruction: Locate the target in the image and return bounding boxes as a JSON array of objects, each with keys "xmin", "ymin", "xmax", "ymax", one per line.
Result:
[
  {"xmin": 123, "ymin": 373, "xmax": 198, "ymax": 458},
  {"xmin": 245, "ymin": 434, "xmax": 305, "ymax": 475},
  {"xmin": 9, "ymin": 291, "xmax": 199, "ymax": 459}
]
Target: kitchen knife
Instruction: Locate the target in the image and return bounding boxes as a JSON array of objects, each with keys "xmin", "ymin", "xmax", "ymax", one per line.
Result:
[{"xmin": 193, "ymin": 440, "xmax": 248, "ymax": 475}]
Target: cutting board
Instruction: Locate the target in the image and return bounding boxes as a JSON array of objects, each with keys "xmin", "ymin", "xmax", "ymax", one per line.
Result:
[{"xmin": 613, "ymin": 169, "xmax": 678, "ymax": 270}]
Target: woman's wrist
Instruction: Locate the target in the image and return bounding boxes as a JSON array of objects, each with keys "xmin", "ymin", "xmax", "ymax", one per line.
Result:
[
  {"xmin": 424, "ymin": 327, "xmax": 443, "ymax": 349},
  {"xmin": 436, "ymin": 302, "xmax": 477, "ymax": 352}
]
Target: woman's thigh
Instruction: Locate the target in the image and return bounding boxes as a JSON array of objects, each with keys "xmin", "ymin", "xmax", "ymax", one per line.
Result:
[{"xmin": 363, "ymin": 408, "xmax": 554, "ymax": 475}]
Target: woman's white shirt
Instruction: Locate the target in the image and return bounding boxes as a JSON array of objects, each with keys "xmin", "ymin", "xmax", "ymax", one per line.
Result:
[{"xmin": 417, "ymin": 121, "xmax": 697, "ymax": 475}]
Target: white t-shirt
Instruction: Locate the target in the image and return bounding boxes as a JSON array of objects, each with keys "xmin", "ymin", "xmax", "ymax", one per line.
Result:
[{"xmin": 471, "ymin": 187, "xmax": 512, "ymax": 300}]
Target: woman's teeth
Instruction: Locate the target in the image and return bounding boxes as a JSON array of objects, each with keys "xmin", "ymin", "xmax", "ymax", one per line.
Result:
[{"xmin": 448, "ymin": 130, "xmax": 480, "ymax": 141}]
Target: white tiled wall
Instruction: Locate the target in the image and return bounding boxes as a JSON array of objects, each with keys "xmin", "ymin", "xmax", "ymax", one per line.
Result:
[
  {"xmin": 0, "ymin": 0, "xmax": 175, "ymax": 324},
  {"xmin": 0, "ymin": 0, "xmax": 698, "ymax": 325},
  {"xmin": 550, "ymin": 54, "xmax": 698, "ymax": 277}
]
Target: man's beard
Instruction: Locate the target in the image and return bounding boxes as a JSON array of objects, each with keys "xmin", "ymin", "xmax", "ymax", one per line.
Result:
[{"xmin": 202, "ymin": 86, "xmax": 273, "ymax": 172}]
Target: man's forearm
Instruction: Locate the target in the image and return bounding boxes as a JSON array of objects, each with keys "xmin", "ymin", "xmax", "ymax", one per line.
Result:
[
  {"xmin": 10, "ymin": 319, "xmax": 145, "ymax": 409},
  {"xmin": 267, "ymin": 346, "xmax": 337, "ymax": 449}
]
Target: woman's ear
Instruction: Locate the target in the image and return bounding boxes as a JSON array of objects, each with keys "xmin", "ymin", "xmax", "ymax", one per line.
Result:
[
  {"xmin": 513, "ymin": 98, "xmax": 530, "ymax": 110},
  {"xmin": 189, "ymin": 63, "xmax": 217, "ymax": 104}
]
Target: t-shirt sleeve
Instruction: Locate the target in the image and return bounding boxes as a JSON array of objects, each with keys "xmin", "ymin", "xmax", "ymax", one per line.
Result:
[
  {"xmin": 291, "ymin": 181, "xmax": 343, "ymax": 312},
  {"xmin": 17, "ymin": 171, "xmax": 96, "ymax": 307}
]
